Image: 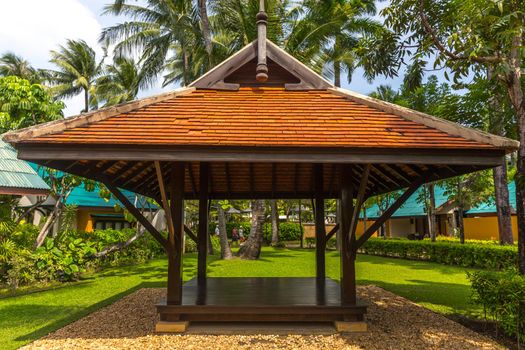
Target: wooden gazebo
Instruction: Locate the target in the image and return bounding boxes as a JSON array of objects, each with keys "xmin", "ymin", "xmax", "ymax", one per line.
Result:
[{"xmin": 3, "ymin": 5, "xmax": 518, "ymax": 333}]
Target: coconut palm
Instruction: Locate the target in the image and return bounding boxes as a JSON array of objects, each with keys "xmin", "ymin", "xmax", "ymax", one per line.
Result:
[
  {"xmin": 101, "ymin": 0, "xmax": 205, "ymax": 86},
  {"xmin": 47, "ymin": 39, "xmax": 104, "ymax": 113},
  {"xmin": 94, "ymin": 56, "xmax": 150, "ymax": 106},
  {"xmin": 0, "ymin": 52, "xmax": 42, "ymax": 83}
]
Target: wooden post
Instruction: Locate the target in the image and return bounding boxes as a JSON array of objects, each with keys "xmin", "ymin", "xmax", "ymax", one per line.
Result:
[
  {"xmin": 314, "ymin": 164, "xmax": 326, "ymax": 284},
  {"xmin": 167, "ymin": 162, "xmax": 185, "ymax": 305},
  {"xmin": 340, "ymin": 164, "xmax": 356, "ymax": 305},
  {"xmin": 198, "ymin": 163, "xmax": 209, "ymax": 283}
]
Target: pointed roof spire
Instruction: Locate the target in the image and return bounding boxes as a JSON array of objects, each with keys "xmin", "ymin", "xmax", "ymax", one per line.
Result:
[{"xmin": 256, "ymin": 0, "xmax": 268, "ymax": 82}]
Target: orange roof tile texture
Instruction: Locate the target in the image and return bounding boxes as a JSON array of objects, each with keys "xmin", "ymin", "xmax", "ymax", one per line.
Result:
[{"xmin": 31, "ymin": 87, "xmax": 492, "ymax": 149}]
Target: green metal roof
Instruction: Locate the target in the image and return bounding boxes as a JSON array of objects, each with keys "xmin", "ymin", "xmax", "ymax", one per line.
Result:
[{"xmin": 0, "ymin": 139, "xmax": 49, "ymax": 193}]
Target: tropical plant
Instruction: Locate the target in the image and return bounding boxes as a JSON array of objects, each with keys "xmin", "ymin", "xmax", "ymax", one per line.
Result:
[
  {"xmin": 0, "ymin": 76, "xmax": 64, "ymax": 133},
  {"xmin": 382, "ymin": 0, "xmax": 525, "ymax": 273},
  {"xmin": 47, "ymin": 39, "xmax": 104, "ymax": 112},
  {"xmin": 0, "ymin": 52, "xmax": 43, "ymax": 83},
  {"xmin": 94, "ymin": 56, "xmax": 149, "ymax": 106}
]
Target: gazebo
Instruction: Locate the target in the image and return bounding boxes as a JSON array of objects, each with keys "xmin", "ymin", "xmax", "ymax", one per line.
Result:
[{"xmin": 3, "ymin": 5, "xmax": 518, "ymax": 333}]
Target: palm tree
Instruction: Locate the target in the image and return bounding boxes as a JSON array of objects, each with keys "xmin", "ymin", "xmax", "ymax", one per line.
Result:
[
  {"xmin": 301, "ymin": 0, "xmax": 382, "ymax": 87},
  {"xmin": 94, "ymin": 56, "xmax": 150, "ymax": 106},
  {"xmin": 0, "ymin": 52, "xmax": 42, "ymax": 83},
  {"xmin": 101, "ymin": 0, "xmax": 204, "ymax": 87},
  {"xmin": 47, "ymin": 40, "xmax": 104, "ymax": 113}
]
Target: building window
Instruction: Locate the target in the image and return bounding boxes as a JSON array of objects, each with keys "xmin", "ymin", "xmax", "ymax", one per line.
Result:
[{"xmin": 94, "ymin": 220, "xmax": 131, "ymax": 231}]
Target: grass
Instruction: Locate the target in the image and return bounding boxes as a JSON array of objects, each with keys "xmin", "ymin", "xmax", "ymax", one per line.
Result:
[{"xmin": 0, "ymin": 248, "xmax": 477, "ymax": 350}]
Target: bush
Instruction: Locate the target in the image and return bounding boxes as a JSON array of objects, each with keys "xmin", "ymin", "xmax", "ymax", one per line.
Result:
[
  {"xmin": 468, "ymin": 269, "xmax": 525, "ymax": 341},
  {"xmin": 263, "ymin": 222, "xmax": 302, "ymax": 243},
  {"xmin": 360, "ymin": 238, "xmax": 517, "ymax": 270}
]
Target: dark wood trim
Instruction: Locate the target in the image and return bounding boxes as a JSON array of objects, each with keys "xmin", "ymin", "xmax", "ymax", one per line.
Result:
[
  {"xmin": 16, "ymin": 144, "xmax": 506, "ymax": 166},
  {"xmin": 104, "ymin": 183, "xmax": 168, "ymax": 250},
  {"xmin": 0, "ymin": 187, "xmax": 49, "ymax": 196},
  {"xmin": 167, "ymin": 161, "xmax": 185, "ymax": 305},
  {"xmin": 198, "ymin": 162, "xmax": 209, "ymax": 282},
  {"xmin": 155, "ymin": 161, "xmax": 175, "ymax": 236},
  {"xmin": 355, "ymin": 173, "xmax": 432, "ymax": 249},
  {"xmin": 340, "ymin": 164, "xmax": 356, "ymax": 305},
  {"xmin": 184, "ymin": 226, "xmax": 198, "ymax": 244},
  {"xmin": 314, "ymin": 164, "xmax": 326, "ymax": 283},
  {"xmin": 324, "ymin": 223, "xmax": 339, "ymax": 244}
]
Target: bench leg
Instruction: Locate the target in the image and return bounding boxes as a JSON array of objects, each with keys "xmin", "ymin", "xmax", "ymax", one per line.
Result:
[
  {"xmin": 334, "ymin": 321, "xmax": 368, "ymax": 333},
  {"xmin": 155, "ymin": 321, "xmax": 189, "ymax": 333}
]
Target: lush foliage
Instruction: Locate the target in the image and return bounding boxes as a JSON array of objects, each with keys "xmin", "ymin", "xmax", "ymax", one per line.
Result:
[
  {"xmin": 469, "ymin": 269, "xmax": 525, "ymax": 341},
  {"xmin": 0, "ymin": 76, "xmax": 64, "ymax": 133},
  {"xmin": 0, "ymin": 225, "xmax": 164, "ymax": 290},
  {"xmin": 360, "ymin": 238, "xmax": 517, "ymax": 270}
]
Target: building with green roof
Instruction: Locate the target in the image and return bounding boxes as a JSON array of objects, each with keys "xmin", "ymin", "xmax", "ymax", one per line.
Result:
[{"xmin": 0, "ymin": 139, "xmax": 49, "ymax": 195}]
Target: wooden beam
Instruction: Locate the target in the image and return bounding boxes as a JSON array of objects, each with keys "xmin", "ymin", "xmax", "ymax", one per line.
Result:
[
  {"xmin": 188, "ymin": 164, "xmax": 197, "ymax": 198},
  {"xmin": 348, "ymin": 164, "xmax": 370, "ymax": 249},
  {"xmin": 324, "ymin": 223, "xmax": 339, "ymax": 244},
  {"xmin": 271, "ymin": 163, "xmax": 276, "ymax": 197},
  {"xmin": 104, "ymin": 183, "xmax": 167, "ymax": 250},
  {"xmin": 155, "ymin": 161, "xmax": 175, "ymax": 237},
  {"xmin": 340, "ymin": 164, "xmax": 356, "ymax": 305},
  {"xmin": 294, "ymin": 163, "xmax": 299, "ymax": 195},
  {"xmin": 184, "ymin": 226, "xmax": 197, "ymax": 244},
  {"xmin": 314, "ymin": 164, "xmax": 326, "ymax": 283},
  {"xmin": 225, "ymin": 162, "xmax": 232, "ymax": 197},
  {"xmin": 355, "ymin": 174, "xmax": 432, "ymax": 249},
  {"xmin": 166, "ymin": 162, "xmax": 185, "ymax": 305},
  {"xmin": 198, "ymin": 162, "xmax": 209, "ymax": 282},
  {"xmin": 249, "ymin": 163, "xmax": 255, "ymax": 193},
  {"xmin": 17, "ymin": 144, "xmax": 507, "ymax": 167}
]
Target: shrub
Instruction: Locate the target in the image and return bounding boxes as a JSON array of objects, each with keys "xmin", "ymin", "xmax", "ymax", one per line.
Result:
[
  {"xmin": 263, "ymin": 222, "xmax": 302, "ymax": 243},
  {"xmin": 360, "ymin": 238, "xmax": 517, "ymax": 270},
  {"xmin": 468, "ymin": 269, "xmax": 525, "ymax": 341}
]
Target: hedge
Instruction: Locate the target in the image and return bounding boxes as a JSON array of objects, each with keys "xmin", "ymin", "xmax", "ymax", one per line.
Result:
[
  {"xmin": 468, "ymin": 269, "xmax": 525, "ymax": 341},
  {"xmin": 360, "ymin": 238, "xmax": 518, "ymax": 270}
]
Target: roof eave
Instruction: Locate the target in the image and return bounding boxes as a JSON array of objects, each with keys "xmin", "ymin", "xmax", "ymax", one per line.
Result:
[{"xmin": 329, "ymin": 87, "xmax": 520, "ymax": 152}]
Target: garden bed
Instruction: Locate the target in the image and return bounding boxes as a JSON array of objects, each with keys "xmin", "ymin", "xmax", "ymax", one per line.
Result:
[{"xmin": 21, "ymin": 285, "xmax": 502, "ymax": 350}]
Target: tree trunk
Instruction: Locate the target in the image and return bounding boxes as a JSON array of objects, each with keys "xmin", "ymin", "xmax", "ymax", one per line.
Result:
[
  {"xmin": 456, "ymin": 208, "xmax": 465, "ymax": 244},
  {"xmin": 217, "ymin": 203, "xmax": 233, "ymax": 259},
  {"xmin": 487, "ymin": 67, "xmax": 514, "ymax": 245},
  {"xmin": 504, "ymin": 33, "xmax": 524, "ymax": 272},
  {"xmin": 198, "ymin": 0, "xmax": 212, "ymax": 58},
  {"xmin": 84, "ymin": 88, "xmax": 89, "ymax": 113},
  {"xmin": 270, "ymin": 200, "xmax": 279, "ymax": 245},
  {"xmin": 493, "ymin": 164, "xmax": 514, "ymax": 244},
  {"xmin": 428, "ymin": 183, "xmax": 436, "ymax": 242},
  {"xmin": 334, "ymin": 36, "xmax": 341, "ymax": 87},
  {"xmin": 237, "ymin": 200, "xmax": 265, "ymax": 259},
  {"xmin": 34, "ymin": 199, "xmax": 62, "ymax": 249}
]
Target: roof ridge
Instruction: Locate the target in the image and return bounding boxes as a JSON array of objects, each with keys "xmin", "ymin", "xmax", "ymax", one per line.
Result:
[
  {"xmin": 2, "ymin": 87, "xmax": 195, "ymax": 143},
  {"xmin": 328, "ymin": 87, "xmax": 519, "ymax": 151}
]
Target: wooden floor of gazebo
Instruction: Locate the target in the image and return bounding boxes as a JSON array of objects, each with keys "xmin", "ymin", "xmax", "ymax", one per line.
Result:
[{"xmin": 156, "ymin": 277, "xmax": 367, "ymax": 324}]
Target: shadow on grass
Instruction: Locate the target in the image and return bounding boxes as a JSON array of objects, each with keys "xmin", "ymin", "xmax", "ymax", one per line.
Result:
[
  {"xmin": 358, "ymin": 278, "xmax": 477, "ymax": 316},
  {"xmin": 10, "ymin": 281, "xmax": 164, "ymax": 343}
]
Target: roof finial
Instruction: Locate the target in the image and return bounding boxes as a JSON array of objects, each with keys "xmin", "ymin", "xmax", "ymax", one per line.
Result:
[{"xmin": 256, "ymin": 0, "xmax": 268, "ymax": 82}]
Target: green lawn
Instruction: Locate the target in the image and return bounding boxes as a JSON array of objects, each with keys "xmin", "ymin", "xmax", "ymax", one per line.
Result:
[{"xmin": 0, "ymin": 248, "xmax": 478, "ymax": 350}]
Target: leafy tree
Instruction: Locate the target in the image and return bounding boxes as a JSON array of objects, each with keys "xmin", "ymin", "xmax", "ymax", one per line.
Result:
[
  {"xmin": 0, "ymin": 52, "xmax": 43, "ymax": 84},
  {"xmin": 0, "ymin": 76, "xmax": 64, "ymax": 133},
  {"xmin": 442, "ymin": 171, "xmax": 493, "ymax": 244},
  {"xmin": 94, "ymin": 56, "xmax": 150, "ymax": 107},
  {"xmin": 34, "ymin": 169, "xmax": 95, "ymax": 249},
  {"xmin": 383, "ymin": 0, "xmax": 525, "ymax": 272},
  {"xmin": 47, "ymin": 39, "xmax": 104, "ymax": 113}
]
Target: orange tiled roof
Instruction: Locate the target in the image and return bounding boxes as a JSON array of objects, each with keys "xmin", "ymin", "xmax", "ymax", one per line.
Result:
[{"xmin": 29, "ymin": 87, "xmax": 492, "ymax": 149}]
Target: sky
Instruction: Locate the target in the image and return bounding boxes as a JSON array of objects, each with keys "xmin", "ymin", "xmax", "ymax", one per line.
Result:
[{"xmin": 0, "ymin": 0, "xmax": 416, "ymax": 117}]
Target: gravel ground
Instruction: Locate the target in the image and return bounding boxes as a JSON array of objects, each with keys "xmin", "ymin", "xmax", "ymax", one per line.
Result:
[{"xmin": 21, "ymin": 286, "xmax": 503, "ymax": 350}]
